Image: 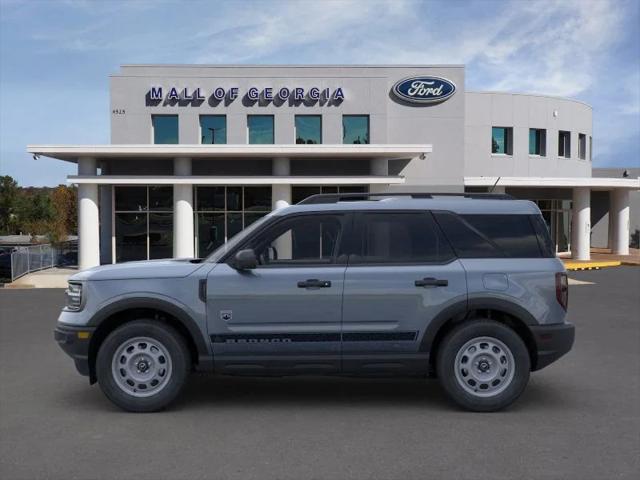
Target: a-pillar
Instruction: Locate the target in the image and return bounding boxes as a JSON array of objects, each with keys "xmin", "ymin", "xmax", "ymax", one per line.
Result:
[
  {"xmin": 610, "ymin": 189, "xmax": 630, "ymax": 255},
  {"xmin": 571, "ymin": 187, "xmax": 591, "ymax": 260},
  {"xmin": 78, "ymin": 157, "xmax": 100, "ymax": 270},
  {"xmin": 173, "ymin": 157, "xmax": 194, "ymax": 258}
]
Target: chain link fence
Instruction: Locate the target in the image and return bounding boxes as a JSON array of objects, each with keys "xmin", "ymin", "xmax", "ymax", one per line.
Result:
[{"xmin": 1, "ymin": 242, "xmax": 78, "ymax": 283}]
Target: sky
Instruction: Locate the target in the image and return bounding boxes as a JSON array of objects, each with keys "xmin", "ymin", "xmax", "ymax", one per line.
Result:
[{"xmin": 0, "ymin": 0, "xmax": 639, "ymax": 187}]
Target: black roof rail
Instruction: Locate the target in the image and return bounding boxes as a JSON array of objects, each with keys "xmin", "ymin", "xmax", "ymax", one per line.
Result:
[{"xmin": 297, "ymin": 192, "xmax": 514, "ymax": 205}]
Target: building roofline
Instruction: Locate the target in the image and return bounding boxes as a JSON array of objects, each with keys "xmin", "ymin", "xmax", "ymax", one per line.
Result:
[{"xmin": 466, "ymin": 91, "xmax": 592, "ymax": 109}]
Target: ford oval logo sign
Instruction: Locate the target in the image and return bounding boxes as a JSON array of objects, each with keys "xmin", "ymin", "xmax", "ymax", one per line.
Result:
[{"xmin": 391, "ymin": 76, "xmax": 456, "ymax": 104}]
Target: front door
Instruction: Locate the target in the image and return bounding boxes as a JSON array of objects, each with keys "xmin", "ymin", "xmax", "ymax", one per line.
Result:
[
  {"xmin": 206, "ymin": 212, "xmax": 349, "ymax": 374},
  {"xmin": 341, "ymin": 211, "xmax": 467, "ymax": 374}
]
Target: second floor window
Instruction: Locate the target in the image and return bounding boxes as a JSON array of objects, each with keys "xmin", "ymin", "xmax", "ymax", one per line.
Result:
[
  {"xmin": 200, "ymin": 115, "xmax": 227, "ymax": 144},
  {"xmin": 152, "ymin": 115, "xmax": 178, "ymax": 144},
  {"xmin": 492, "ymin": 127, "xmax": 513, "ymax": 155},
  {"xmin": 295, "ymin": 115, "xmax": 322, "ymax": 144},
  {"xmin": 529, "ymin": 128, "xmax": 546, "ymax": 156},
  {"xmin": 343, "ymin": 115, "xmax": 369, "ymax": 144},
  {"xmin": 558, "ymin": 131, "xmax": 571, "ymax": 158},
  {"xmin": 248, "ymin": 115, "xmax": 274, "ymax": 144},
  {"xmin": 578, "ymin": 133, "xmax": 586, "ymax": 160}
]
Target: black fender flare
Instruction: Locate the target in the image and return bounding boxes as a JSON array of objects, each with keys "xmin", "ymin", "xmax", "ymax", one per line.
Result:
[
  {"xmin": 419, "ymin": 296, "xmax": 538, "ymax": 353},
  {"xmin": 87, "ymin": 296, "xmax": 211, "ymax": 363}
]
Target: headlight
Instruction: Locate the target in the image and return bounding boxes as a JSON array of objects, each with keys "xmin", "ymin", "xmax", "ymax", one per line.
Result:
[{"xmin": 65, "ymin": 282, "xmax": 83, "ymax": 311}]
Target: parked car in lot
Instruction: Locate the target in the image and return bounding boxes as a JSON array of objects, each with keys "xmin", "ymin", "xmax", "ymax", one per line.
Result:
[{"xmin": 55, "ymin": 193, "xmax": 574, "ymax": 412}]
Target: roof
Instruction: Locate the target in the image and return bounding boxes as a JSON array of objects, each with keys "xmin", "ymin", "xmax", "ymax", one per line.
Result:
[{"xmin": 273, "ymin": 196, "xmax": 541, "ymax": 216}]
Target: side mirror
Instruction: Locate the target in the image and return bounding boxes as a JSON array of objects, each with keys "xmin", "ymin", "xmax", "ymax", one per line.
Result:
[{"xmin": 233, "ymin": 249, "xmax": 258, "ymax": 270}]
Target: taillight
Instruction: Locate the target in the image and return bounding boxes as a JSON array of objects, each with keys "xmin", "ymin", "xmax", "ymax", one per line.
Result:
[{"xmin": 556, "ymin": 272, "xmax": 568, "ymax": 310}]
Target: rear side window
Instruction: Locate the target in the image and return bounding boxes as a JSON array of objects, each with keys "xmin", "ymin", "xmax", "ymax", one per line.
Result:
[
  {"xmin": 434, "ymin": 212, "xmax": 548, "ymax": 258},
  {"xmin": 352, "ymin": 212, "xmax": 454, "ymax": 264}
]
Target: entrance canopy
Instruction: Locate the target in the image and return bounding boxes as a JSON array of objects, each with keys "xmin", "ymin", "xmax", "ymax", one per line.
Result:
[{"xmin": 464, "ymin": 176, "xmax": 639, "ymax": 190}]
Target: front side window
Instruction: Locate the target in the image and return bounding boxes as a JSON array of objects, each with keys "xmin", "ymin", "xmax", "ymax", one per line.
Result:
[
  {"xmin": 353, "ymin": 212, "xmax": 454, "ymax": 264},
  {"xmin": 578, "ymin": 133, "xmax": 586, "ymax": 160},
  {"xmin": 152, "ymin": 115, "xmax": 179, "ymax": 144},
  {"xmin": 529, "ymin": 128, "xmax": 546, "ymax": 156},
  {"xmin": 248, "ymin": 115, "xmax": 274, "ymax": 144},
  {"xmin": 295, "ymin": 115, "xmax": 322, "ymax": 144},
  {"xmin": 343, "ymin": 115, "xmax": 369, "ymax": 144},
  {"xmin": 200, "ymin": 115, "xmax": 227, "ymax": 144},
  {"xmin": 246, "ymin": 214, "xmax": 343, "ymax": 266},
  {"xmin": 558, "ymin": 131, "xmax": 571, "ymax": 158},
  {"xmin": 492, "ymin": 127, "xmax": 513, "ymax": 155}
]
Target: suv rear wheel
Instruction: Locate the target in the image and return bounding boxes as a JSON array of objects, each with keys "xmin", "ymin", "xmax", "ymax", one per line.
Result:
[
  {"xmin": 436, "ymin": 319, "xmax": 530, "ymax": 412},
  {"xmin": 96, "ymin": 320, "xmax": 190, "ymax": 412}
]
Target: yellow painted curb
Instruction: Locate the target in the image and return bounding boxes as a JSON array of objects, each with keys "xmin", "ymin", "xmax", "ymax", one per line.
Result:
[{"xmin": 563, "ymin": 261, "xmax": 621, "ymax": 271}]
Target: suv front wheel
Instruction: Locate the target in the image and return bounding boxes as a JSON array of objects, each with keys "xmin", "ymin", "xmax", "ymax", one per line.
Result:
[
  {"xmin": 436, "ymin": 319, "xmax": 530, "ymax": 412},
  {"xmin": 96, "ymin": 320, "xmax": 190, "ymax": 412}
]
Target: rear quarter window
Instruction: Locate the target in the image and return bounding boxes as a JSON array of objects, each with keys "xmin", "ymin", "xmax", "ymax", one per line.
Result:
[{"xmin": 434, "ymin": 212, "xmax": 550, "ymax": 258}]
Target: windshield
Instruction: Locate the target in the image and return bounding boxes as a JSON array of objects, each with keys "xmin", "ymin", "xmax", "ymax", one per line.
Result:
[{"xmin": 205, "ymin": 212, "xmax": 274, "ymax": 263}]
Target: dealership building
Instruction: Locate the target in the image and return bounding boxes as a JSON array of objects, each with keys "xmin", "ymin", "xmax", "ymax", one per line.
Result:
[{"xmin": 28, "ymin": 65, "xmax": 639, "ymax": 270}]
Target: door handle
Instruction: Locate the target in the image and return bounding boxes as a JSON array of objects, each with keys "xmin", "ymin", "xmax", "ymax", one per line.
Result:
[
  {"xmin": 415, "ymin": 277, "xmax": 448, "ymax": 287},
  {"xmin": 297, "ymin": 279, "xmax": 332, "ymax": 289}
]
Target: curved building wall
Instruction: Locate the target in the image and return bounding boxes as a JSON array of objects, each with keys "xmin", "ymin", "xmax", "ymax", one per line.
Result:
[{"xmin": 464, "ymin": 92, "xmax": 592, "ymax": 178}]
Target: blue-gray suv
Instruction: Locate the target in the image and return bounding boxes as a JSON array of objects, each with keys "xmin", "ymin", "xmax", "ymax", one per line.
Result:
[{"xmin": 54, "ymin": 193, "xmax": 574, "ymax": 412}]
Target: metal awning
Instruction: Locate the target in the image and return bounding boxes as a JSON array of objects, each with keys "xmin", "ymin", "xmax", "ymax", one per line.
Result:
[
  {"xmin": 464, "ymin": 176, "xmax": 640, "ymax": 190},
  {"xmin": 28, "ymin": 144, "xmax": 432, "ymax": 163},
  {"xmin": 67, "ymin": 175, "xmax": 406, "ymax": 185}
]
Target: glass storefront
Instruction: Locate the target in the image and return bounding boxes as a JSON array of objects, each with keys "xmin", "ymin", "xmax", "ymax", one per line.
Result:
[
  {"xmin": 114, "ymin": 186, "xmax": 174, "ymax": 262},
  {"xmin": 194, "ymin": 186, "xmax": 272, "ymax": 257},
  {"xmin": 291, "ymin": 185, "xmax": 368, "ymax": 204},
  {"xmin": 534, "ymin": 199, "xmax": 572, "ymax": 254}
]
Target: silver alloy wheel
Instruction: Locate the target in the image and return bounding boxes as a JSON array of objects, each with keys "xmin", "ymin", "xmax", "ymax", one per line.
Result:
[
  {"xmin": 111, "ymin": 336, "xmax": 173, "ymax": 398},
  {"xmin": 453, "ymin": 336, "xmax": 515, "ymax": 397}
]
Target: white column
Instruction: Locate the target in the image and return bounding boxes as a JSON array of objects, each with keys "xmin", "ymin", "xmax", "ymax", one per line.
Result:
[
  {"xmin": 272, "ymin": 157, "xmax": 291, "ymax": 209},
  {"xmin": 571, "ymin": 187, "xmax": 591, "ymax": 261},
  {"xmin": 272, "ymin": 157, "xmax": 291, "ymax": 259},
  {"xmin": 370, "ymin": 158, "xmax": 388, "ymax": 193},
  {"xmin": 173, "ymin": 157, "xmax": 194, "ymax": 258},
  {"xmin": 78, "ymin": 157, "xmax": 100, "ymax": 270},
  {"xmin": 611, "ymin": 189, "xmax": 630, "ymax": 255}
]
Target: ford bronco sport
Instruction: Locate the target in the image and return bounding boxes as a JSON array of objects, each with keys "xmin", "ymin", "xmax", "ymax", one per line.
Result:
[{"xmin": 55, "ymin": 193, "xmax": 574, "ymax": 412}]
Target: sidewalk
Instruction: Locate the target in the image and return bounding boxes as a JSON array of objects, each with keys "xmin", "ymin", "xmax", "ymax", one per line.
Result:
[
  {"xmin": 562, "ymin": 247, "xmax": 640, "ymax": 270},
  {"xmin": 5, "ymin": 267, "xmax": 76, "ymax": 289}
]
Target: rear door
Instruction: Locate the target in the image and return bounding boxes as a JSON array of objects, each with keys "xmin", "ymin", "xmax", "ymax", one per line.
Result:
[
  {"xmin": 341, "ymin": 211, "xmax": 467, "ymax": 374},
  {"xmin": 206, "ymin": 212, "xmax": 350, "ymax": 374}
]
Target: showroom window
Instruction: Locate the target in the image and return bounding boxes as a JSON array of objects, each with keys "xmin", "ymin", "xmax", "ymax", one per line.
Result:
[
  {"xmin": 491, "ymin": 127, "xmax": 513, "ymax": 155},
  {"xmin": 200, "ymin": 115, "xmax": 227, "ymax": 144},
  {"xmin": 248, "ymin": 115, "xmax": 274, "ymax": 144},
  {"xmin": 295, "ymin": 115, "xmax": 322, "ymax": 144},
  {"xmin": 558, "ymin": 131, "xmax": 571, "ymax": 158},
  {"xmin": 114, "ymin": 186, "xmax": 173, "ymax": 262},
  {"xmin": 343, "ymin": 115, "xmax": 369, "ymax": 144},
  {"xmin": 152, "ymin": 115, "xmax": 179, "ymax": 144},
  {"xmin": 529, "ymin": 128, "xmax": 546, "ymax": 156},
  {"xmin": 194, "ymin": 186, "xmax": 272, "ymax": 257},
  {"xmin": 578, "ymin": 133, "xmax": 587, "ymax": 160}
]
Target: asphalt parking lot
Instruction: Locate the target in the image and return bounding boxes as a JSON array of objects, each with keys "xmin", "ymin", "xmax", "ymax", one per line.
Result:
[{"xmin": 1, "ymin": 267, "xmax": 639, "ymax": 480}]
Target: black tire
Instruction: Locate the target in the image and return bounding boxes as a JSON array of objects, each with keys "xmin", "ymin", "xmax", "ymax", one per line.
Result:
[
  {"xmin": 436, "ymin": 319, "xmax": 530, "ymax": 412},
  {"xmin": 96, "ymin": 320, "xmax": 190, "ymax": 412}
]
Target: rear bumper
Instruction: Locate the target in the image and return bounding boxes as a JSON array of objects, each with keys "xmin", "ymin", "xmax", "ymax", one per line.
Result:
[
  {"xmin": 54, "ymin": 324, "xmax": 96, "ymax": 377},
  {"xmin": 530, "ymin": 322, "xmax": 575, "ymax": 371}
]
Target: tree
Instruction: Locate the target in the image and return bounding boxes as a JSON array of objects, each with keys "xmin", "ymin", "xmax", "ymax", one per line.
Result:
[
  {"xmin": 0, "ymin": 175, "xmax": 19, "ymax": 234},
  {"xmin": 48, "ymin": 185, "xmax": 77, "ymax": 244}
]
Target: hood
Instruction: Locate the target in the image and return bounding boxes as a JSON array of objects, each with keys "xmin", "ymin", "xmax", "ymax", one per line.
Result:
[{"xmin": 70, "ymin": 258, "xmax": 206, "ymax": 282}]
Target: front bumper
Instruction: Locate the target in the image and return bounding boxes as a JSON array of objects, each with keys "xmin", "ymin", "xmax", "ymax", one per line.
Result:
[
  {"xmin": 54, "ymin": 324, "xmax": 96, "ymax": 377},
  {"xmin": 530, "ymin": 322, "xmax": 575, "ymax": 371}
]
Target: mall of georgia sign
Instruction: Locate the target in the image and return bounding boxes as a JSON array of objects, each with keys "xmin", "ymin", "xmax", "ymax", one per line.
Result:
[{"xmin": 391, "ymin": 76, "xmax": 456, "ymax": 104}]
